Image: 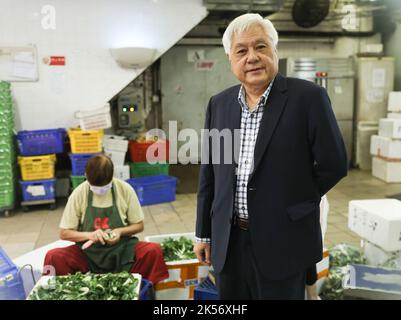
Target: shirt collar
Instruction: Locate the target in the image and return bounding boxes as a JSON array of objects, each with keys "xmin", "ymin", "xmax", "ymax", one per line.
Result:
[{"xmin": 238, "ymin": 78, "xmax": 275, "ymax": 112}]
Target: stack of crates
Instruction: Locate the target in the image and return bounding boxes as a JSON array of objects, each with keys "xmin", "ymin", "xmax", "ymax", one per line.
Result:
[
  {"xmin": 16, "ymin": 128, "xmax": 65, "ymax": 206},
  {"xmin": 0, "ymin": 81, "xmax": 17, "ymax": 215},
  {"xmin": 68, "ymin": 128, "xmax": 103, "ymax": 190},
  {"xmin": 103, "ymin": 135, "xmax": 130, "ymax": 181},
  {"xmin": 128, "ymin": 137, "xmax": 170, "ymax": 178},
  {"xmin": 127, "ymin": 136, "xmax": 177, "ymax": 206}
]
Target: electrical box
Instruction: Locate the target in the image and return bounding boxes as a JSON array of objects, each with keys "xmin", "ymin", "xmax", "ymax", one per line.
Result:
[{"xmin": 117, "ymin": 75, "xmax": 148, "ymax": 130}]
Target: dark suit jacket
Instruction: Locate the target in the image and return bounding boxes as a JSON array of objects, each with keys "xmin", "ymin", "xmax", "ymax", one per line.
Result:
[{"xmin": 196, "ymin": 73, "xmax": 348, "ymax": 280}]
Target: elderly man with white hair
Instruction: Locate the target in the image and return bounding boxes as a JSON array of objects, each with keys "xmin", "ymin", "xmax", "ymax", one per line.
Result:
[{"xmin": 194, "ymin": 13, "xmax": 347, "ymax": 299}]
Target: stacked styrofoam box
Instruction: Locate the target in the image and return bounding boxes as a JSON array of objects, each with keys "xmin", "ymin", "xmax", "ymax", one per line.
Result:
[
  {"xmin": 371, "ymin": 92, "xmax": 401, "ymax": 182},
  {"xmin": 348, "ymin": 199, "xmax": 401, "ymax": 252},
  {"xmin": 103, "ymin": 135, "xmax": 129, "ymax": 173}
]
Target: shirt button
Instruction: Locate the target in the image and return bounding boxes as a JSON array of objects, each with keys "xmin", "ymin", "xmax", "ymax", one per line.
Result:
[
  {"xmin": 245, "ymin": 160, "xmax": 248, "ymax": 164},
  {"xmin": 242, "ymin": 207, "xmax": 245, "ymax": 210},
  {"xmin": 242, "ymin": 183, "xmax": 245, "ymax": 187},
  {"xmin": 251, "ymin": 114, "xmax": 255, "ymax": 118}
]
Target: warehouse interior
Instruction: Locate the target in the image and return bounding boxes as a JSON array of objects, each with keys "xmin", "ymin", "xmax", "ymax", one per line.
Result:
[{"xmin": 1, "ymin": 0, "xmax": 401, "ymax": 300}]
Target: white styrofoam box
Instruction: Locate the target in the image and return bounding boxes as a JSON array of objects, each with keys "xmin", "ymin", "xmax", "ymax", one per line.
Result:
[
  {"xmin": 388, "ymin": 113, "xmax": 401, "ymax": 119},
  {"xmin": 348, "ymin": 199, "xmax": 401, "ymax": 251},
  {"xmin": 114, "ymin": 165, "xmax": 130, "ymax": 181},
  {"xmin": 388, "ymin": 92, "xmax": 401, "ymax": 112},
  {"xmin": 372, "ymin": 156, "xmax": 401, "ymax": 183},
  {"xmin": 27, "ymin": 273, "xmax": 142, "ymax": 300},
  {"xmin": 104, "ymin": 148, "xmax": 126, "ymax": 166},
  {"xmin": 362, "ymin": 240, "xmax": 401, "ymax": 266},
  {"xmin": 103, "ymin": 135, "xmax": 129, "ymax": 152},
  {"xmin": 12, "ymin": 240, "xmax": 74, "ymax": 296},
  {"xmin": 370, "ymin": 135, "xmax": 401, "ymax": 160},
  {"xmin": 379, "ymin": 118, "xmax": 401, "ymax": 139},
  {"xmin": 145, "ymin": 232, "xmax": 210, "ymax": 300},
  {"xmin": 75, "ymin": 104, "xmax": 112, "ymax": 131}
]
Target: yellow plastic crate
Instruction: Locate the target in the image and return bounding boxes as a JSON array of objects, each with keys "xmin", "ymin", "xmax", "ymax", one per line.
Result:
[
  {"xmin": 18, "ymin": 154, "xmax": 56, "ymax": 181},
  {"xmin": 68, "ymin": 128, "xmax": 104, "ymax": 154}
]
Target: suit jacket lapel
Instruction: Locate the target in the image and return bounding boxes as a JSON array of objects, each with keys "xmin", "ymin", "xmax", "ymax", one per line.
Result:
[
  {"xmin": 228, "ymin": 92, "xmax": 242, "ymax": 191},
  {"xmin": 249, "ymin": 74, "xmax": 288, "ymax": 181}
]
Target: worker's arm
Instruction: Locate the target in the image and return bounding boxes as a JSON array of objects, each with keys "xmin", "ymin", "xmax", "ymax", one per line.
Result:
[
  {"xmin": 115, "ymin": 221, "xmax": 144, "ymax": 237},
  {"xmin": 60, "ymin": 228, "xmax": 108, "ymax": 245}
]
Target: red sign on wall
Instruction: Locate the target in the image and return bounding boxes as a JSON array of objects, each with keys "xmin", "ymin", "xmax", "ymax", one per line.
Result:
[
  {"xmin": 50, "ymin": 56, "xmax": 65, "ymax": 65},
  {"xmin": 43, "ymin": 56, "xmax": 65, "ymax": 66}
]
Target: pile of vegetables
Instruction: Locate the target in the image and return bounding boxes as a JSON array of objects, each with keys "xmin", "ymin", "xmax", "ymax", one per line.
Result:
[
  {"xmin": 161, "ymin": 236, "xmax": 196, "ymax": 262},
  {"xmin": 29, "ymin": 272, "xmax": 139, "ymax": 300},
  {"xmin": 321, "ymin": 243, "xmax": 366, "ymax": 300}
]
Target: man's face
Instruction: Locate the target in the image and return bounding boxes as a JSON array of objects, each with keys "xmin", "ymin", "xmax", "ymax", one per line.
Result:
[{"xmin": 229, "ymin": 24, "xmax": 278, "ymax": 89}]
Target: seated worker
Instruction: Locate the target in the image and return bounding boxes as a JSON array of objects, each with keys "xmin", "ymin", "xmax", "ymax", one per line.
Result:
[{"xmin": 44, "ymin": 154, "xmax": 169, "ymax": 285}]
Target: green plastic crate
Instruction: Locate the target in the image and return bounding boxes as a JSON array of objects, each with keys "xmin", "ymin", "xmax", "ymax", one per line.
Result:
[
  {"xmin": 0, "ymin": 190, "xmax": 14, "ymax": 208},
  {"xmin": 129, "ymin": 161, "xmax": 169, "ymax": 178},
  {"xmin": 70, "ymin": 175, "xmax": 86, "ymax": 190}
]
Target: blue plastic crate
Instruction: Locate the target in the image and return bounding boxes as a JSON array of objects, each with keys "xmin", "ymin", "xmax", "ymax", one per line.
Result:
[
  {"xmin": 139, "ymin": 278, "xmax": 155, "ymax": 300},
  {"xmin": 69, "ymin": 153, "xmax": 101, "ymax": 176},
  {"xmin": 126, "ymin": 175, "xmax": 177, "ymax": 206},
  {"xmin": 0, "ymin": 247, "xmax": 26, "ymax": 300},
  {"xmin": 19, "ymin": 179, "xmax": 56, "ymax": 202},
  {"xmin": 194, "ymin": 278, "xmax": 218, "ymax": 300},
  {"xmin": 17, "ymin": 128, "xmax": 66, "ymax": 156}
]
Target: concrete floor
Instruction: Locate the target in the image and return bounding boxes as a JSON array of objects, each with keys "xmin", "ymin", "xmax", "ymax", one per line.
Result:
[{"xmin": 1, "ymin": 169, "xmax": 400, "ymax": 259}]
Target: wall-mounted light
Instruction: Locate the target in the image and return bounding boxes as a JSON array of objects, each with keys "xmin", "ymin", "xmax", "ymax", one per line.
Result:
[{"xmin": 110, "ymin": 47, "xmax": 157, "ymax": 69}]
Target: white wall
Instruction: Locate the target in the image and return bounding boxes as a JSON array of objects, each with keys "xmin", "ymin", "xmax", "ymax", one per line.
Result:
[{"xmin": 0, "ymin": 0, "xmax": 207, "ymax": 130}]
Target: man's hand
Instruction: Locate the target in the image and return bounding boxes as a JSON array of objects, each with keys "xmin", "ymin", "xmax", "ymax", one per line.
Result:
[
  {"xmin": 194, "ymin": 242, "xmax": 211, "ymax": 266},
  {"xmin": 104, "ymin": 229, "xmax": 121, "ymax": 246},
  {"xmin": 89, "ymin": 229, "xmax": 108, "ymax": 245}
]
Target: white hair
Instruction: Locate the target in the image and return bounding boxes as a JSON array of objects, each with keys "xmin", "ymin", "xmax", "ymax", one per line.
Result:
[{"xmin": 222, "ymin": 13, "xmax": 279, "ymax": 55}]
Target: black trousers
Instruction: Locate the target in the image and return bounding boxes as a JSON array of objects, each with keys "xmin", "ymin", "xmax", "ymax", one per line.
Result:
[{"xmin": 216, "ymin": 225, "xmax": 306, "ymax": 300}]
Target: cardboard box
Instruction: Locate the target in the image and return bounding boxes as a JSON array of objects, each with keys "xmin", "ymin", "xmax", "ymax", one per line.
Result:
[
  {"xmin": 348, "ymin": 199, "xmax": 401, "ymax": 251},
  {"xmin": 388, "ymin": 92, "xmax": 401, "ymax": 112},
  {"xmin": 379, "ymin": 118, "xmax": 401, "ymax": 139},
  {"xmin": 370, "ymin": 135, "xmax": 401, "ymax": 160},
  {"xmin": 372, "ymin": 156, "xmax": 401, "ymax": 183},
  {"xmin": 114, "ymin": 165, "xmax": 130, "ymax": 181}
]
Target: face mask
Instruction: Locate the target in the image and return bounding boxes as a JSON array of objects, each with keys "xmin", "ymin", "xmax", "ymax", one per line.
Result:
[{"xmin": 89, "ymin": 182, "xmax": 112, "ymax": 195}]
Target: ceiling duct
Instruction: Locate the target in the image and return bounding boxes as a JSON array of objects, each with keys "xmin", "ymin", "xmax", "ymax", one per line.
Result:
[
  {"xmin": 267, "ymin": 0, "xmax": 383, "ymax": 35},
  {"xmin": 183, "ymin": 0, "xmax": 284, "ymax": 41},
  {"xmin": 203, "ymin": 0, "xmax": 284, "ymax": 13}
]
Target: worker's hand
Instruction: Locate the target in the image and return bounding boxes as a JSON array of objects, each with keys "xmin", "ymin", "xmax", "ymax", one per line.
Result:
[
  {"xmin": 194, "ymin": 242, "xmax": 211, "ymax": 266},
  {"xmin": 105, "ymin": 229, "xmax": 121, "ymax": 246},
  {"xmin": 89, "ymin": 229, "xmax": 108, "ymax": 245}
]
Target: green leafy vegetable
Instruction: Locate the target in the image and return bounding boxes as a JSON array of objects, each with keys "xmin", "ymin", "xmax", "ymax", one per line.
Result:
[
  {"xmin": 161, "ymin": 236, "xmax": 196, "ymax": 262},
  {"xmin": 321, "ymin": 243, "xmax": 366, "ymax": 300},
  {"xmin": 29, "ymin": 272, "xmax": 139, "ymax": 300}
]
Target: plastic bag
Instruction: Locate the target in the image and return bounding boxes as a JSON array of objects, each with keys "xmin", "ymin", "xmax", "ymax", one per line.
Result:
[
  {"xmin": 381, "ymin": 257, "xmax": 401, "ymax": 269},
  {"xmin": 321, "ymin": 266, "xmax": 349, "ymax": 300},
  {"xmin": 329, "ymin": 243, "xmax": 366, "ymax": 268}
]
